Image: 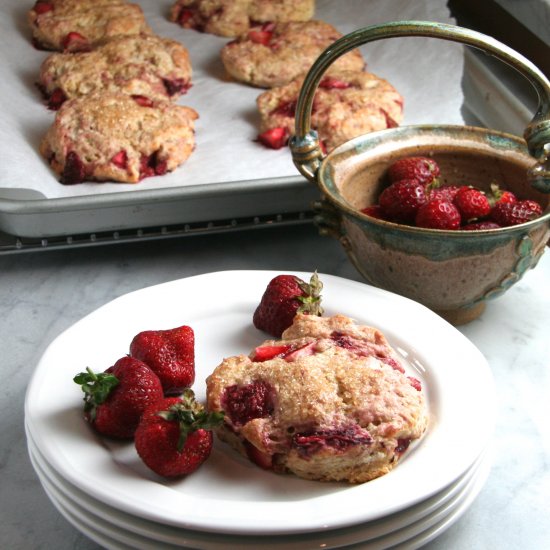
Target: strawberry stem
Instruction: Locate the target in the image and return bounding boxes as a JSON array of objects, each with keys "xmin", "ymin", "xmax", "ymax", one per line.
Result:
[
  {"xmin": 157, "ymin": 389, "xmax": 224, "ymax": 451},
  {"xmin": 73, "ymin": 367, "xmax": 119, "ymax": 421},
  {"xmin": 297, "ymin": 271, "xmax": 324, "ymax": 316}
]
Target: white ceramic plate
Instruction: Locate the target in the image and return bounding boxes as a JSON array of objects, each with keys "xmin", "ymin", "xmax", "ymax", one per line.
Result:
[
  {"xmin": 27, "ymin": 423, "xmax": 489, "ymax": 549},
  {"xmin": 25, "ymin": 271, "xmax": 495, "ymax": 535},
  {"xmin": 28, "ymin": 438, "xmax": 492, "ymax": 550}
]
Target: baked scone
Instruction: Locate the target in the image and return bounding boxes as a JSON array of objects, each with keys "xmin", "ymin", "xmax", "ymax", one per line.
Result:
[
  {"xmin": 257, "ymin": 70, "xmax": 404, "ymax": 151},
  {"xmin": 220, "ymin": 20, "xmax": 365, "ymax": 88},
  {"xmin": 170, "ymin": 0, "xmax": 315, "ymax": 38},
  {"xmin": 28, "ymin": 0, "xmax": 152, "ymax": 52},
  {"xmin": 38, "ymin": 35, "xmax": 193, "ymax": 110},
  {"xmin": 40, "ymin": 92, "xmax": 198, "ymax": 184},
  {"xmin": 206, "ymin": 314, "xmax": 428, "ymax": 483}
]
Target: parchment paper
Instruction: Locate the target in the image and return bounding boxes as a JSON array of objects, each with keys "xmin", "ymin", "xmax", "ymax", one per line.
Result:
[{"xmin": 0, "ymin": 0, "xmax": 464, "ymax": 199}]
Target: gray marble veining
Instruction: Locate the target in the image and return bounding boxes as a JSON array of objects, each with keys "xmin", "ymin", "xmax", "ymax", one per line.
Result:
[{"xmin": 1, "ymin": 223, "xmax": 549, "ymax": 549}]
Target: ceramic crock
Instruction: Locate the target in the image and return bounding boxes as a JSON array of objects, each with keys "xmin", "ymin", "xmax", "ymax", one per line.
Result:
[{"xmin": 289, "ymin": 21, "xmax": 550, "ymax": 325}]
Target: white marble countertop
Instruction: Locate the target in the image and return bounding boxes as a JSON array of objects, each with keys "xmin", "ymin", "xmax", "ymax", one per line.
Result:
[{"xmin": 2, "ymin": 222, "xmax": 549, "ymax": 549}]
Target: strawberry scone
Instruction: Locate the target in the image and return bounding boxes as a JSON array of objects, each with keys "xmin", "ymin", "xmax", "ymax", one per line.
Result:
[
  {"xmin": 170, "ymin": 0, "xmax": 315, "ymax": 38},
  {"xmin": 28, "ymin": 0, "xmax": 152, "ymax": 52},
  {"xmin": 257, "ymin": 69, "xmax": 404, "ymax": 151},
  {"xmin": 40, "ymin": 92, "xmax": 198, "ymax": 184},
  {"xmin": 220, "ymin": 20, "xmax": 365, "ymax": 88},
  {"xmin": 38, "ymin": 35, "xmax": 193, "ymax": 110},
  {"xmin": 206, "ymin": 314, "xmax": 428, "ymax": 483}
]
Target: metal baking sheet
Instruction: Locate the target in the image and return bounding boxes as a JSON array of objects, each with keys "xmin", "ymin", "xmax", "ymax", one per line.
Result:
[{"xmin": 1, "ymin": 0, "xmax": 464, "ymax": 238}]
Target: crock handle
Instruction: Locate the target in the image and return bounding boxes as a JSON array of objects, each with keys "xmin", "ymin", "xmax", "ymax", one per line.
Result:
[{"xmin": 289, "ymin": 21, "xmax": 550, "ymax": 193}]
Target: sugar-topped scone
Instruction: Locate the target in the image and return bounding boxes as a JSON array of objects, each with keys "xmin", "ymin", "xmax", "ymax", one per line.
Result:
[
  {"xmin": 40, "ymin": 92, "xmax": 198, "ymax": 184},
  {"xmin": 28, "ymin": 0, "xmax": 151, "ymax": 52},
  {"xmin": 206, "ymin": 314, "xmax": 428, "ymax": 483},
  {"xmin": 220, "ymin": 20, "xmax": 365, "ymax": 88},
  {"xmin": 38, "ymin": 35, "xmax": 193, "ymax": 110},
  {"xmin": 257, "ymin": 70, "xmax": 404, "ymax": 151},
  {"xmin": 170, "ymin": 0, "xmax": 315, "ymax": 38}
]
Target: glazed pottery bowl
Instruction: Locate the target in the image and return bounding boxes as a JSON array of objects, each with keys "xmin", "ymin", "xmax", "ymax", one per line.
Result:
[{"xmin": 290, "ymin": 22, "xmax": 550, "ymax": 324}]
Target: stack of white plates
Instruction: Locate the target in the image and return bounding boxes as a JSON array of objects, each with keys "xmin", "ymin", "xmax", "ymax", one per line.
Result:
[{"xmin": 25, "ymin": 271, "xmax": 496, "ymax": 549}]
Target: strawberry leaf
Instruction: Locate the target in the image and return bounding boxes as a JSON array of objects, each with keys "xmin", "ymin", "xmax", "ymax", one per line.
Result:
[
  {"xmin": 156, "ymin": 389, "xmax": 224, "ymax": 451},
  {"xmin": 73, "ymin": 367, "xmax": 119, "ymax": 421}
]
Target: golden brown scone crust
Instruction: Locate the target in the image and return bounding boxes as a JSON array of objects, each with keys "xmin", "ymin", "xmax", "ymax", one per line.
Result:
[
  {"xmin": 257, "ymin": 70, "xmax": 404, "ymax": 151},
  {"xmin": 40, "ymin": 92, "xmax": 198, "ymax": 184},
  {"xmin": 28, "ymin": 0, "xmax": 151, "ymax": 51},
  {"xmin": 206, "ymin": 314, "xmax": 428, "ymax": 483},
  {"xmin": 170, "ymin": 0, "xmax": 315, "ymax": 37},
  {"xmin": 38, "ymin": 35, "xmax": 193, "ymax": 108},
  {"xmin": 220, "ymin": 20, "xmax": 365, "ymax": 88}
]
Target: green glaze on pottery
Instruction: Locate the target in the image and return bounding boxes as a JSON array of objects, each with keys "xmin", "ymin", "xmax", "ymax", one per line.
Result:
[{"xmin": 291, "ymin": 21, "xmax": 550, "ymax": 323}]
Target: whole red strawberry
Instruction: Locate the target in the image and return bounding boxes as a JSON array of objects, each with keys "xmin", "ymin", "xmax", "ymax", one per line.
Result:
[
  {"xmin": 462, "ymin": 221, "xmax": 501, "ymax": 230},
  {"xmin": 253, "ymin": 272, "xmax": 323, "ymax": 337},
  {"xmin": 134, "ymin": 391, "xmax": 224, "ymax": 478},
  {"xmin": 360, "ymin": 204, "xmax": 385, "ymax": 219},
  {"xmin": 387, "ymin": 156, "xmax": 440, "ymax": 187},
  {"xmin": 488, "ymin": 183, "xmax": 517, "ymax": 207},
  {"xmin": 73, "ymin": 356, "xmax": 163, "ymax": 439},
  {"xmin": 429, "ymin": 184, "xmax": 460, "ymax": 203},
  {"xmin": 490, "ymin": 199, "xmax": 543, "ymax": 226},
  {"xmin": 379, "ymin": 178, "xmax": 429, "ymax": 223},
  {"xmin": 130, "ymin": 325, "xmax": 195, "ymax": 395},
  {"xmin": 415, "ymin": 198, "xmax": 461, "ymax": 230},
  {"xmin": 453, "ymin": 186, "xmax": 491, "ymax": 222}
]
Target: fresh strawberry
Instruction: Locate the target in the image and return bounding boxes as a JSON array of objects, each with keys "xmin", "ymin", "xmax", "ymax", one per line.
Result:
[
  {"xmin": 61, "ymin": 31, "xmax": 90, "ymax": 52},
  {"xmin": 453, "ymin": 186, "xmax": 491, "ymax": 222},
  {"xmin": 257, "ymin": 127, "xmax": 289, "ymax": 149},
  {"xmin": 378, "ymin": 178, "xmax": 429, "ymax": 223},
  {"xmin": 111, "ymin": 150, "xmax": 128, "ymax": 170},
  {"xmin": 360, "ymin": 204, "xmax": 386, "ymax": 220},
  {"xmin": 134, "ymin": 391, "xmax": 224, "ymax": 478},
  {"xmin": 253, "ymin": 272, "xmax": 323, "ymax": 337},
  {"xmin": 488, "ymin": 183, "xmax": 517, "ymax": 207},
  {"xmin": 415, "ymin": 198, "xmax": 461, "ymax": 230},
  {"xmin": 429, "ymin": 184, "xmax": 460, "ymax": 203},
  {"xmin": 222, "ymin": 381, "xmax": 275, "ymax": 426},
  {"xmin": 387, "ymin": 156, "xmax": 440, "ymax": 187},
  {"xmin": 130, "ymin": 325, "xmax": 195, "ymax": 395},
  {"xmin": 61, "ymin": 151, "xmax": 86, "ymax": 185},
  {"xmin": 73, "ymin": 357, "xmax": 163, "ymax": 439},
  {"xmin": 490, "ymin": 199, "xmax": 543, "ymax": 226},
  {"xmin": 462, "ymin": 221, "xmax": 501, "ymax": 230}
]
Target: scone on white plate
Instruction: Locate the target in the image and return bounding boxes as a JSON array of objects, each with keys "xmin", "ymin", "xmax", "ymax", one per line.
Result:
[{"xmin": 206, "ymin": 314, "xmax": 428, "ymax": 483}]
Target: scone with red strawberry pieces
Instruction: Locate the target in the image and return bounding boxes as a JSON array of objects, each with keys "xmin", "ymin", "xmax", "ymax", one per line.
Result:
[
  {"xmin": 38, "ymin": 35, "xmax": 193, "ymax": 110},
  {"xmin": 170, "ymin": 0, "xmax": 315, "ymax": 38},
  {"xmin": 40, "ymin": 92, "xmax": 198, "ymax": 184},
  {"xmin": 206, "ymin": 314, "xmax": 428, "ymax": 483},
  {"xmin": 28, "ymin": 0, "xmax": 152, "ymax": 52},
  {"xmin": 220, "ymin": 20, "xmax": 365, "ymax": 88},
  {"xmin": 257, "ymin": 69, "xmax": 404, "ymax": 151}
]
